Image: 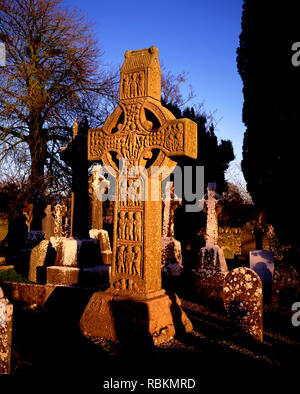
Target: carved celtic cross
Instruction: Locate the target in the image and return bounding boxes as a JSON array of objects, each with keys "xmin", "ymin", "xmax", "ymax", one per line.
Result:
[{"xmin": 88, "ymin": 46, "xmax": 197, "ymax": 294}]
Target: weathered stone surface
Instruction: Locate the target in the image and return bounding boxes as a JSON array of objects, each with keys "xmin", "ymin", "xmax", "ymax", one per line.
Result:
[
  {"xmin": 79, "ymin": 289, "xmax": 192, "ymax": 345},
  {"xmin": 28, "ymin": 240, "xmax": 56, "ymax": 282},
  {"xmin": 47, "ymin": 265, "xmax": 109, "ymax": 287},
  {"xmin": 81, "ymin": 46, "xmax": 196, "ymax": 342},
  {"xmin": 194, "ymin": 183, "xmax": 227, "ymax": 302},
  {"xmin": 0, "ymin": 288, "xmax": 13, "ymax": 374},
  {"xmin": 223, "ymin": 267, "xmax": 263, "ymax": 341},
  {"xmin": 161, "ymin": 237, "xmax": 183, "ymax": 276},
  {"xmin": 161, "ymin": 182, "xmax": 183, "ymax": 276},
  {"xmin": 0, "ymin": 282, "xmax": 56, "ymax": 306},
  {"xmin": 89, "ymin": 229, "xmax": 111, "ymax": 251},
  {"xmin": 194, "ymin": 245, "xmax": 228, "ymax": 302},
  {"xmin": 89, "ymin": 229, "xmax": 112, "ymax": 266},
  {"xmin": 53, "ymin": 203, "xmax": 67, "ymax": 237},
  {"xmin": 249, "ymin": 250, "xmax": 274, "ymax": 284},
  {"xmin": 218, "ymin": 226, "xmax": 242, "ymax": 257},
  {"xmin": 42, "ymin": 205, "xmax": 55, "ymax": 240},
  {"xmin": 272, "ymin": 263, "xmax": 299, "ymax": 307}
]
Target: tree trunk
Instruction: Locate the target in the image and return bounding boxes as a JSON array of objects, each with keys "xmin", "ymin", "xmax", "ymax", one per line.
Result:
[{"xmin": 27, "ymin": 131, "xmax": 47, "ymax": 231}]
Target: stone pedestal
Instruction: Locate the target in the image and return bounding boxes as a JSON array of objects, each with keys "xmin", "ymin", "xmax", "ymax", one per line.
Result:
[
  {"xmin": 79, "ymin": 288, "xmax": 192, "ymax": 345},
  {"xmin": 84, "ymin": 46, "xmax": 196, "ymax": 344},
  {"xmin": 0, "ymin": 288, "xmax": 13, "ymax": 374},
  {"xmin": 46, "ymin": 237, "xmax": 110, "ymax": 287},
  {"xmin": 47, "ymin": 265, "xmax": 110, "ymax": 287},
  {"xmin": 193, "ymin": 245, "xmax": 228, "ymax": 303}
]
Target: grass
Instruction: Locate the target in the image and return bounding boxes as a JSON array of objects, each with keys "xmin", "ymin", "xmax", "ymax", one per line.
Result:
[{"xmin": 0, "ymin": 268, "xmax": 30, "ymax": 283}]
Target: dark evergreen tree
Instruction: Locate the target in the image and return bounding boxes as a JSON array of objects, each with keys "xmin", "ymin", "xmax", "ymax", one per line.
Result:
[
  {"xmin": 162, "ymin": 100, "xmax": 234, "ymax": 255},
  {"xmin": 237, "ymin": 0, "xmax": 300, "ymax": 248}
]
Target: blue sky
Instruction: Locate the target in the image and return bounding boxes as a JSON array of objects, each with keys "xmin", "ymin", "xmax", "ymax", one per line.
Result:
[{"xmin": 64, "ymin": 0, "xmax": 245, "ymax": 183}]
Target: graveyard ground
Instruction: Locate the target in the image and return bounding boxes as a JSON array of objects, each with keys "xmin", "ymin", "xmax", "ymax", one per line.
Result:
[{"xmin": 3, "ymin": 274, "xmax": 299, "ymax": 391}]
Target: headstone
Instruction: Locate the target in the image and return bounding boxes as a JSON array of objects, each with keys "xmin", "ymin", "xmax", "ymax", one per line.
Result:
[
  {"xmin": 42, "ymin": 205, "xmax": 55, "ymax": 240},
  {"xmin": 53, "ymin": 200, "xmax": 67, "ymax": 238},
  {"xmin": 90, "ymin": 165, "xmax": 110, "ymax": 230},
  {"xmin": 61, "ymin": 117, "xmax": 90, "ymax": 238},
  {"xmin": 223, "ymin": 267, "xmax": 263, "ymax": 341},
  {"xmin": 80, "ymin": 46, "xmax": 197, "ymax": 344},
  {"xmin": 0, "ymin": 287, "xmax": 13, "ymax": 374},
  {"xmin": 194, "ymin": 183, "xmax": 227, "ymax": 302},
  {"xmin": 161, "ymin": 181, "xmax": 183, "ymax": 276},
  {"xmin": 89, "ymin": 229, "xmax": 112, "ymax": 265},
  {"xmin": 28, "ymin": 240, "xmax": 56, "ymax": 283},
  {"xmin": 249, "ymin": 250, "xmax": 274, "ymax": 284}
]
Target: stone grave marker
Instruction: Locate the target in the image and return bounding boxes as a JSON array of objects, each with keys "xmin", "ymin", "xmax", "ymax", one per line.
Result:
[
  {"xmin": 46, "ymin": 237, "xmax": 110, "ymax": 287},
  {"xmin": 223, "ymin": 267, "xmax": 263, "ymax": 341},
  {"xmin": 249, "ymin": 250, "xmax": 274, "ymax": 284},
  {"xmin": 90, "ymin": 165, "xmax": 110, "ymax": 230},
  {"xmin": 28, "ymin": 240, "xmax": 56, "ymax": 283},
  {"xmin": 194, "ymin": 182, "xmax": 227, "ymax": 302},
  {"xmin": 42, "ymin": 205, "xmax": 55, "ymax": 240},
  {"xmin": 80, "ymin": 46, "xmax": 197, "ymax": 344},
  {"xmin": 53, "ymin": 199, "xmax": 67, "ymax": 238},
  {"xmin": 161, "ymin": 181, "xmax": 183, "ymax": 276},
  {"xmin": 0, "ymin": 287, "xmax": 13, "ymax": 374}
]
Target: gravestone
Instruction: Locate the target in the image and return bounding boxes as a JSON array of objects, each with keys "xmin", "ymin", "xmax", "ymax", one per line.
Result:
[
  {"xmin": 194, "ymin": 183, "xmax": 227, "ymax": 302},
  {"xmin": 223, "ymin": 267, "xmax": 263, "ymax": 341},
  {"xmin": 42, "ymin": 205, "xmax": 55, "ymax": 240},
  {"xmin": 0, "ymin": 287, "xmax": 13, "ymax": 374},
  {"xmin": 161, "ymin": 181, "xmax": 183, "ymax": 276},
  {"xmin": 80, "ymin": 46, "xmax": 196, "ymax": 344},
  {"xmin": 53, "ymin": 199, "xmax": 67, "ymax": 238},
  {"xmin": 61, "ymin": 117, "xmax": 90, "ymax": 238},
  {"xmin": 90, "ymin": 165, "xmax": 110, "ymax": 230},
  {"xmin": 28, "ymin": 240, "xmax": 56, "ymax": 283},
  {"xmin": 249, "ymin": 250, "xmax": 274, "ymax": 284}
]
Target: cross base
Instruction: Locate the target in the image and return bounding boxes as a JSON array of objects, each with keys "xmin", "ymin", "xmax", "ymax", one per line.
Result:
[
  {"xmin": 193, "ymin": 245, "xmax": 228, "ymax": 305},
  {"xmin": 46, "ymin": 266, "xmax": 110, "ymax": 287},
  {"xmin": 79, "ymin": 289, "xmax": 193, "ymax": 345}
]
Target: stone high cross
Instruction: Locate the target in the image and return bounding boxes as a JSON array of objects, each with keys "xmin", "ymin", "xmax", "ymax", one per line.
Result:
[
  {"xmin": 162, "ymin": 181, "xmax": 182, "ymax": 238},
  {"xmin": 88, "ymin": 46, "xmax": 197, "ymax": 294},
  {"xmin": 204, "ymin": 182, "xmax": 221, "ymax": 247}
]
